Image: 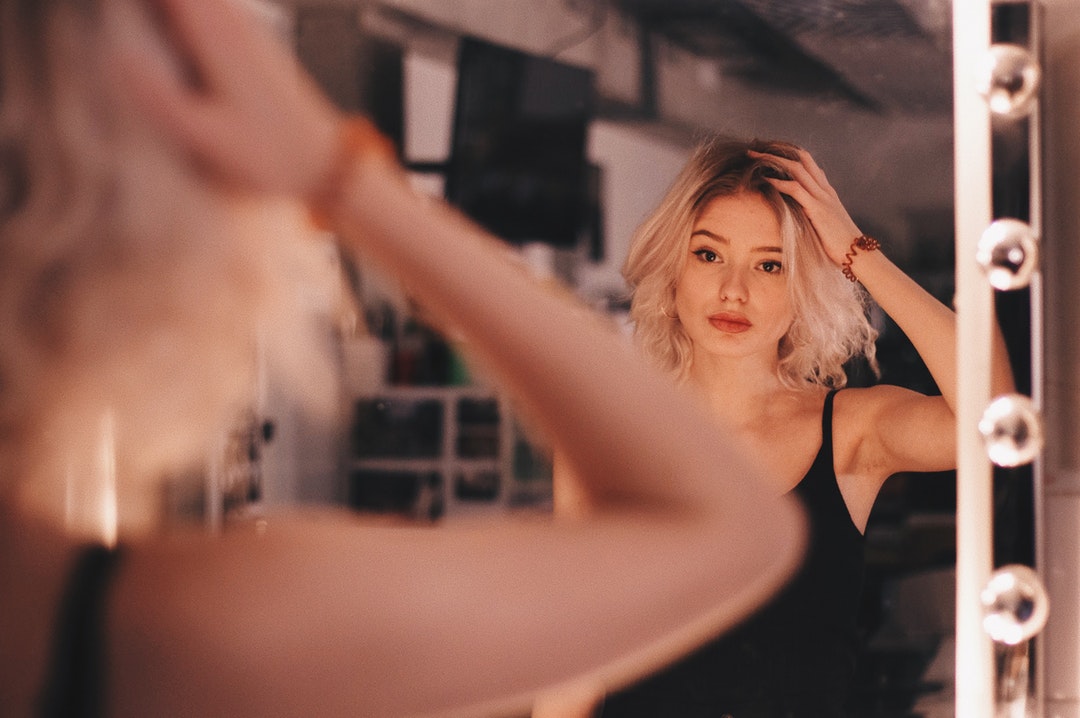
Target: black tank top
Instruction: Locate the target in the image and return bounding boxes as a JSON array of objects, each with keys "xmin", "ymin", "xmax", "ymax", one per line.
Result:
[
  {"xmin": 38, "ymin": 544, "xmax": 123, "ymax": 718},
  {"xmin": 602, "ymin": 389, "xmax": 866, "ymax": 718}
]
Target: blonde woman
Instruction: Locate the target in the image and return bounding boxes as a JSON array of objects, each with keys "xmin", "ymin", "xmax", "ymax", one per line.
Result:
[
  {"xmin": 0, "ymin": 1, "xmax": 805, "ymax": 717},
  {"xmin": 556, "ymin": 138, "xmax": 1015, "ymax": 716}
]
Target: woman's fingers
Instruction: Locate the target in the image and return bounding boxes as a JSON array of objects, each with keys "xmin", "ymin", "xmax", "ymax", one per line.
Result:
[
  {"xmin": 794, "ymin": 148, "xmax": 834, "ymax": 192},
  {"xmin": 106, "ymin": 0, "xmax": 213, "ymax": 145},
  {"xmin": 760, "ymin": 176, "xmax": 812, "ymax": 207},
  {"xmin": 752, "ymin": 148, "xmax": 862, "ymax": 263},
  {"xmin": 147, "ymin": 0, "xmax": 257, "ymax": 89},
  {"xmin": 109, "ymin": 3, "xmax": 238, "ymax": 179},
  {"xmin": 115, "ymin": 0, "xmax": 341, "ymax": 197},
  {"xmin": 749, "ymin": 150, "xmax": 820, "ymax": 195},
  {"xmin": 749, "ymin": 149, "xmax": 842, "ymax": 210}
]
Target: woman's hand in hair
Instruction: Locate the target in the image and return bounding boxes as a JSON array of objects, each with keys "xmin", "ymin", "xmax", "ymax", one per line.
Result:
[
  {"xmin": 748, "ymin": 148, "xmax": 862, "ymax": 267},
  {"xmin": 110, "ymin": 0, "xmax": 342, "ymax": 199}
]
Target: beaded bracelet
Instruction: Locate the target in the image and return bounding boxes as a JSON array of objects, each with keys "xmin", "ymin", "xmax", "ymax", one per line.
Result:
[
  {"xmin": 307, "ymin": 116, "xmax": 397, "ymax": 231},
  {"xmin": 840, "ymin": 234, "xmax": 881, "ymax": 282}
]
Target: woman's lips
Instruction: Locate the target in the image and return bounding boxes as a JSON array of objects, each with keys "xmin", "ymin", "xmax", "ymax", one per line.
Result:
[{"xmin": 709, "ymin": 312, "xmax": 752, "ymax": 334}]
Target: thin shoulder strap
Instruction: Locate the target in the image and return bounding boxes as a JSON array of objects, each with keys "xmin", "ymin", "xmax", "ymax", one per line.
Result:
[
  {"xmin": 38, "ymin": 544, "xmax": 123, "ymax": 718},
  {"xmin": 821, "ymin": 389, "xmax": 839, "ymax": 457}
]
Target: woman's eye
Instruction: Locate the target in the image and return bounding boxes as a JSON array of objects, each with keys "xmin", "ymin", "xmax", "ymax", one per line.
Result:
[
  {"xmin": 692, "ymin": 248, "xmax": 719, "ymax": 263},
  {"xmin": 760, "ymin": 260, "xmax": 783, "ymax": 274}
]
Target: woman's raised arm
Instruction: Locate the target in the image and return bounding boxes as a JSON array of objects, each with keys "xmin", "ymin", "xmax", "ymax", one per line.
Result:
[
  {"xmin": 102, "ymin": 1, "xmax": 806, "ymax": 716},
  {"xmin": 756, "ymin": 148, "xmax": 1015, "ymax": 479}
]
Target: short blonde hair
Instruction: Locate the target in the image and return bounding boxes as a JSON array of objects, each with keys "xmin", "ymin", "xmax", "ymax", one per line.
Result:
[
  {"xmin": 623, "ymin": 136, "xmax": 878, "ymax": 390},
  {"xmin": 0, "ymin": 0, "xmax": 335, "ymax": 499}
]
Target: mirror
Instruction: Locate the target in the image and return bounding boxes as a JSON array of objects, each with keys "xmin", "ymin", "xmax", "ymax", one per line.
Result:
[{"xmin": 229, "ymin": 0, "xmax": 1037, "ymax": 714}]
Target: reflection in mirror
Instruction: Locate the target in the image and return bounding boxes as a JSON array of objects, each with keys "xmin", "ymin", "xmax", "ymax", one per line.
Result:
[{"xmin": 233, "ymin": 0, "xmax": 1038, "ymax": 714}]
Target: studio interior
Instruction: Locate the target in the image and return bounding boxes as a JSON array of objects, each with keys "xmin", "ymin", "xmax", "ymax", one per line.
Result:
[{"xmin": 148, "ymin": 1, "xmax": 1079, "ymax": 715}]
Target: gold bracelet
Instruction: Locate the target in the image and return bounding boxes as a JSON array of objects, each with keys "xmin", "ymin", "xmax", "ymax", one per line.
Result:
[
  {"xmin": 840, "ymin": 235, "xmax": 881, "ymax": 282},
  {"xmin": 307, "ymin": 116, "xmax": 397, "ymax": 231}
]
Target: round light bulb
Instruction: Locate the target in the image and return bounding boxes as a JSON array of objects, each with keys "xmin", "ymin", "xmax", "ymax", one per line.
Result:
[
  {"xmin": 981, "ymin": 564, "xmax": 1049, "ymax": 645},
  {"xmin": 976, "ymin": 43, "xmax": 1041, "ymax": 119},
  {"xmin": 978, "ymin": 394, "xmax": 1043, "ymax": 468},
  {"xmin": 976, "ymin": 219, "xmax": 1039, "ymax": 290}
]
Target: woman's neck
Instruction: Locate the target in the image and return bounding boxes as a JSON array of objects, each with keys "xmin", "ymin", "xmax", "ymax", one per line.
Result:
[
  {"xmin": 686, "ymin": 350, "xmax": 778, "ymax": 393},
  {"xmin": 683, "ymin": 352, "xmax": 802, "ymax": 427}
]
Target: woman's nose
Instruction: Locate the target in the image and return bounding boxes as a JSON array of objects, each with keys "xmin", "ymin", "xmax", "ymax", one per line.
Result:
[{"xmin": 718, "ymin": 267, "xmax": 749, "ymax": 302}]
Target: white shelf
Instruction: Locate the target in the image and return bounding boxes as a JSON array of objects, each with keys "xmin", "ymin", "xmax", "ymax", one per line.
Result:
[{"xmin": 345, "ymin": 385, "xmax": 550, "ymax": 519}]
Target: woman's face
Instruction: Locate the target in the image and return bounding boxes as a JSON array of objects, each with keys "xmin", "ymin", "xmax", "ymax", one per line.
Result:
[{"xmin": 673, "ymin": 191, "xmax": 794, "ymax": 366}]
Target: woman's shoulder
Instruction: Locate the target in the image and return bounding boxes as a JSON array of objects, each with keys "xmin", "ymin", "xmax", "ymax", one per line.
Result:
[
  {"xmin": 836, "ymin": 382, "xmax": 932, "ymax": 415},
  {"xmin": 831, "ymin": 382, "xmax": 946, "ymax": 468}
]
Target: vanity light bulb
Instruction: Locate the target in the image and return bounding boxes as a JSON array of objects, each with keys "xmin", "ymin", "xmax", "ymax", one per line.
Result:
[
  {"xmin": 976, "ymin": 43, "xmax": 1041, "ymax": 119},
  {"xmin": 979, "ymin": 394, "xmax": 1044, "ymax": 468},
  {"xmin": 981, "ymin": 564, "xmax": 1049, "ymax": 645},
  {"xmin": 976, "ymin": 219, "xmax": 1039, "ymax": 290}
]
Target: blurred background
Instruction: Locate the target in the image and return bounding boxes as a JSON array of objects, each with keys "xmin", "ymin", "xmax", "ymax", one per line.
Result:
[{"xmin": 175, "ymin": 2, "xmax": 1037, "ymax": 715}]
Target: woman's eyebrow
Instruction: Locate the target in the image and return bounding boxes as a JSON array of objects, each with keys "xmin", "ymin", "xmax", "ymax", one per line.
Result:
[
  {"xmin": 690, "ymin": 229, "xmax": 728, "ymax": 244},
  {"xmin": 690, "ymin": 229, "xmax": 782, "ymax": 254}
]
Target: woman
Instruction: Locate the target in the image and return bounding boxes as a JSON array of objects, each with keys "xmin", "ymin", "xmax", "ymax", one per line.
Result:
[
  {"xmin": 0, "ymin": 1, "xmax": 806, "ymax": 717},
  {"xmin": 555, "ymin": 139, "xmax": 1015, "ymax": 716}
]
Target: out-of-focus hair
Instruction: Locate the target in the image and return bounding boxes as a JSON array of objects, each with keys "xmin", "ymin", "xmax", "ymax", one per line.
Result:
[
  {"xmin": 623, "ymin": 136, "xmax": 878, "ymax": 389},
  {"xmin": 0, "ymin": 0, "xmax": 336, "ymax": 506}
]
